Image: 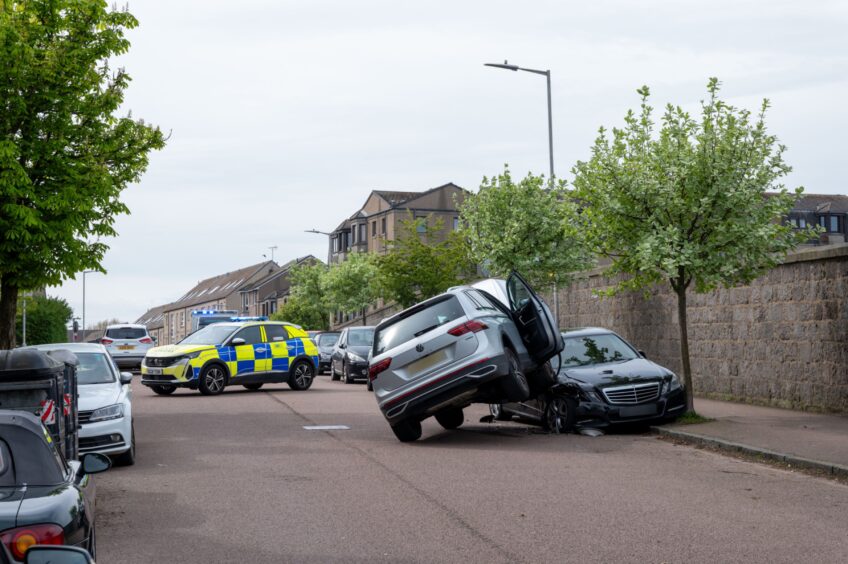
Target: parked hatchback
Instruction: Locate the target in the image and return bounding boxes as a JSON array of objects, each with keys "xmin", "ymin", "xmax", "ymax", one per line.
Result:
[
  {"xmin": 331, "ymin": 327, "xmax": 374, "ymax": 384},
  {"xmin": 312, "ymin": 331, "xmax": 340, "ymax": 374},
  {"xmin": 369, "ymin": 272, "xmax": 563, "ymax": 442},
  {"xmin": 101, "ymin": 324, "xmax": 154, "ymax": 370}
]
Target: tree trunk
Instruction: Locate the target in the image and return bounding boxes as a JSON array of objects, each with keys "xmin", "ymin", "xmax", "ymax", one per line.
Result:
[
  {"xmin": 675, "ymin": 285, "xmax": 695, "ymax": 414},
  {"xmin": 0, "ymin": 277, "xmax": 18, "ymax": 349}
]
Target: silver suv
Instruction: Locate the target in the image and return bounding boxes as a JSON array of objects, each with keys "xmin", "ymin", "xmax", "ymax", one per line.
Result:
[
  {"xmin": 369, "ymin": 272, "xmax": 563, "ymax": 442},
  {"xmin": 101, "ymin": 323, "xmax": 154, "ymax": 369}
]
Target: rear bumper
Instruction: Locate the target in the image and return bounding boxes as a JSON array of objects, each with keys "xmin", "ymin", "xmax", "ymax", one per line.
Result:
[
  {"xmin": 378, "ymin": 354, "xmax": 508, "ymax": 424},
  {"xmin": 113, "ymin": 356, "xmax": 145, "ymax": 368}
]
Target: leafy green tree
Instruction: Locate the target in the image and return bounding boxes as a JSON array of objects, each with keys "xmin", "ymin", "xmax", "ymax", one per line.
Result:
[
  {"xmin": 16, "ymin": 296, "xmax": 73, "ymax": 345},
  {"xmin": 270, "ymin": 263, "xmax": 330, "ymax": 330},
  {"xmin": 571, "ymin": 79, "xmax": 814, "ymax": 413},
  {"xmin": 0, "ymin": 1, "xmax": 166, "ymax": 348},
  {"xmin": 323, "ymin": 252, "xmax": 380, "ymax": 326},
  {"xmin": 376, "ymin": 216, "xmax": 475, "ymax": 309},
  {"xmin": 458, "ymin": 167, "xmax": 592, "ymax": 290}
]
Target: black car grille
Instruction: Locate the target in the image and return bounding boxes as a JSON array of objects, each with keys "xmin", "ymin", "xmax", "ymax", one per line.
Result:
[
  {"xmin": 144, "ymin": 373, "xmax": 177, "ymax": 382},
  {"xmin": 145, "ymin": 357, "xmax": 174, "ymax": 368},
  {"xmin": 78, "ymin": 410, "xmax": 93, "ymax": 425},
  {"xmin": 602, "ymin": 382, "xmax": 661, "ymax": 405},
  {"xmin": 80, "ymin": 434, "xmax": 126, "ymax": 451}
]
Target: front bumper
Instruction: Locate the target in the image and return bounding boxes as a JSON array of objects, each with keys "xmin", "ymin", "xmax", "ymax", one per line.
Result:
[
  {"xmin": 575, "ymin": 387, "xmax": 687, "ymax": 427},
  {"xmin": 140, "ymin": 359, "xmax": 196, "ymax": 388},
  {"xmin": 377, "ymin": 353, "xmax": 509, "ymax": 425},
  {"xmin": 346, "ymin": 361, "xmax": 370, "ymax": 381},
  {"xmin": 79, "ymin": 415, "xmax": 132, "ymax": 456}
]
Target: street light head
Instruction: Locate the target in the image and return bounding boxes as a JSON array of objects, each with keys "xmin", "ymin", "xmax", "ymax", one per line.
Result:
[{"xmin": 485, "ymin": 62, "xmax": 519, "ymax": 71}]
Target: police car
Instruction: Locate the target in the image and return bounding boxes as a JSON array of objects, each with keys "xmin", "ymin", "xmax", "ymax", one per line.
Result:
[{"xmin": 140, "ymin": 321, "xmax": 319, "ymax": 395}]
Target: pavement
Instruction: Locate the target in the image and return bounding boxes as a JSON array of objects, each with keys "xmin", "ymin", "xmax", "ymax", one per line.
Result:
[{"xmin": 653, "ymin": 397, "xmax": 848, "ymax": 478}]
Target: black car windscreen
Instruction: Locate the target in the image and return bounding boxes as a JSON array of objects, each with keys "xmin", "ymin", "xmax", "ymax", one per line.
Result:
[
  {"xmin": 561, "ymin": 334, "xmax": 639, "ymax": 367},
  {"xmin": 374, "ymin": 296, "xmax": 465, "ymax": 356}
]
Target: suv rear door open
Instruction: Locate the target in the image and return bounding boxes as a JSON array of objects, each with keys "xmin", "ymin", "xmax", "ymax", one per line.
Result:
[{"xmin": 506, "ymin": 271, "xmax": 563, "ymax": 363}]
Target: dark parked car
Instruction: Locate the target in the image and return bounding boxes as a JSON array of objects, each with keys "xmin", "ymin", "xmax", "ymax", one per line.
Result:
[
  {"xmin": 312, "ymin": 331, "xmax": 340, "ymax": 374},
  {"xmin": 0, "ymin": 410, "xmax": 110, "ymax": 562},
  {"xmin": 490, "ymin": 327, "xmax": 686, "ymax": 430},
  {"xmin": 369, "ymin": 273, "xmax": 563, "ymax": 442},
  {"xmin": 330, "ymin": 327, "xmax": 375, "ymax": 384}
]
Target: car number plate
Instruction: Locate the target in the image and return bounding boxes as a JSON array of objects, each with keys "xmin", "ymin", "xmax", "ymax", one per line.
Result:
[
  {"xmin": 147, "ymin": 367, "xmax": 162, "ymax": 375},
  {"xmin": 118, "ymin": 344, "xmax": 135, "ymax": 350},
  {"xmin": 618, "ymin": 404, "xmax": 658, "ymax": 418},
  {"xmin": 407, "ymin": 349, "xmax": 447, "ymax": 374}
]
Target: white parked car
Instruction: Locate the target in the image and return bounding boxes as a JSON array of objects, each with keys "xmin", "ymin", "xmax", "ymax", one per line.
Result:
[
  {"xmin": 101, "ymin": 323, "xmax": 154, "ymax": 370},
  {"xmin": 31, "ymin": 342, "xmax": 136, "ymax": 466}
]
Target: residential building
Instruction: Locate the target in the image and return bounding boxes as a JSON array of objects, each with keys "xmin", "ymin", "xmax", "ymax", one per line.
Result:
[
  {"xmin": 237, "ymin": 255, "xmax": 320, "ymax": 318},
  {"xmin": 158, "ymin": 261, "xmax": 280, "ymax": 345},
  {"xmin": 325, "ymin": 182, "xmax": 468, "ymax": 328},
  {"xmin": 328, "ymin": 183, "xmax": 468, "ymax": 264},
  {"xmin": 786, "ymin": 193, "xmax": 848, "ymax": 244}
]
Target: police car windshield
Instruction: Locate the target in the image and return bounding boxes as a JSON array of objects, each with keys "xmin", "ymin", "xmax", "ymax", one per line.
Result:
[
  {"xmin": 75, "ymin": 352, "xmax": 117, "ymax": 385},
  {"xmin": 180, "ymin": 324, "xmax": 238, "ymax": 345}
]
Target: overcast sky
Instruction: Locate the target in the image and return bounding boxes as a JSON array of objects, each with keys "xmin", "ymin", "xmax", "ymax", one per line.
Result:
[{"xmin": 51, "ymin": 0, "xmax": 848, "ymax": 328}]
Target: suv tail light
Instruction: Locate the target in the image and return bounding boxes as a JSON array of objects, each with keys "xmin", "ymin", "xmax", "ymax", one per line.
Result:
[
  {"xmin": 369, "ymin": 358, "xmax": 391, "ymax": 381},
  {"xmin": 101, "ymin": 338, "xmax": 114, "ymax": 345},
  {"xmin": 139, "ymin": 337, "xmax": 153, "ymax": 344},
  {"xmin": 0, "ymin": 523, "xmax": 64, "ymax": 560},
  {"xmin": 447, "ymin": 320, "xmax": 488, "ymax": 337}
]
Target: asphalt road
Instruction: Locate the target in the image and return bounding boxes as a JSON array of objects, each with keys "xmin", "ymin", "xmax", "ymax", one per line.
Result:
[{"xmin": 96, "ymin": 376, "xmax": 848, "ymax": 563}]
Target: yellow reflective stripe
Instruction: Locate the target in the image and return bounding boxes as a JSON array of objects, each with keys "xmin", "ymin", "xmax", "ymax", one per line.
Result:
[{"xmin": 235, "ymin": 345, "xmax": 255, "ymax": 361}]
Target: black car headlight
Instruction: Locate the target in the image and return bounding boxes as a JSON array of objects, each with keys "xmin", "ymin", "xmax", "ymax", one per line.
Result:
[
  {"xmin": 347, "ymin": 352, "xmax": 366, "ymax": 363},
  {"xmin": 665, "ymin": 374, "xmax": 682, "ymax": 393}
]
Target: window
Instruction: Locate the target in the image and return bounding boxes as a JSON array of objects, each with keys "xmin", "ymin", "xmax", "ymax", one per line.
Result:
[
  {"xmin": 233, "ymin": 325, "xmax": 263, "ymax": 345},
  {"xmin": 264, "ymin": 324, "xmax": 289, "ymax": 342},
  {"xmin": 75, "ymin": 352, "xmax": 117, "ymax": 385},
  {"xmin": 415, "ymin": 215, "xmax": 426, "ymax": 233},
  {"xmin": 351, "ymin": 225, "xmax": 357, "ymax": 244},
  {"xmin": 372, "ymin": 221, "xmax": 377, "ymax": 237},
  {"xmin": 381, "ymin": 217, "xmax": 386, "ymax": 234},
  {"xmin": 831, "ymin": 215, "xmax": 840, "ymax": 233},
  {"xmin": 464, "ymin": 290, "xmax": 500, "ymax": 312},
  {"xmin": 799, "ymin": 218, "xmax": 806, "ymax": 228},
  {"xmin": 359, "ymin": 224, "xmax": 367, "ymax": 241},
  {"xmin": 453, "ymin": 216, "xmax": 460, "ymax": 230},
  {"xmin": 242, "ymin": 293, "xmax": 249, "ymax": 309},
  {"xmin": 180, "ymin": 311, "xmax": 185, "ymax": 328},
  {"xmin": 374, "ymin": 295, "xmax": 465, "ymax": 355},
  {"xmin": 106, "ymin": 327, "xmax": 147, "ymax": 339}
]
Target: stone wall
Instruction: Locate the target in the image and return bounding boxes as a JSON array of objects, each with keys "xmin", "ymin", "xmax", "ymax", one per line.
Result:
[{"xmin": 552, "ymin": 245, "xmax": 848, "ymax": 413}]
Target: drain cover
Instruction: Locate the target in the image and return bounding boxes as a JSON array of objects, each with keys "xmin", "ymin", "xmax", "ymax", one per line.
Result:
[{"xmin": 303, "ymin": 425, "xmax": 350, "ymax": 430}]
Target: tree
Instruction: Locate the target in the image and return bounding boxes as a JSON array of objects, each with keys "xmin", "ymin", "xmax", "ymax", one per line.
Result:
[
  {"xmin": 0, "ymin": 1, "xmax": 166, "ymax": 348},
  {"xmin": 376, "ymin": 216, "xmax": 475, "ymax": 309},
  {"xmin": 458, "ymin": 167, "xmax": 592, "ymax": 290},
  {"xmin": 570, "ymin": 78, "xmax": 814, "ymax": 414},
  {"xmin": 323, "ymin": 252, "xmax": 380, "ymax": 326},
  {"xmin": 16, "ymin": 296, "xmax": 73, "ymax": 345},
  {"xmin": 270, "ymin": 263, "xmax": 330, "ymax": 330}
]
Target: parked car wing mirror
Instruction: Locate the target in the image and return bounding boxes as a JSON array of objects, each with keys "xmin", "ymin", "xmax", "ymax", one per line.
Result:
[
  {"xmin": 639, "ymin": 350, "xmax": 647, "ymax": 358},
  {"xmin": 338, "ymin": 343, "xmax": 346, "ymax": 349},
  {"xmin": 230, "ymin": 337, "xmax": 246, "ymax": 346},
  {"xmin": 81, "ymin": 452, "xmax": 111, "ymax": 475},
  {"xmin": 119, "ymin": 372, "xmax": 133, "ymax": 385},
  {"xmin": 25, "ymin": 546, "xmax": 94, "ymax": 564}
]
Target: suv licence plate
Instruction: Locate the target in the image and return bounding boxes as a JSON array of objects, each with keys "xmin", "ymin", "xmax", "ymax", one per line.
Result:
[
  {"xmin": 118, "ymin": 345, "xmax": 135, "ymax": 351},
  {"xmin": 147, "ymin": 367, "xmax": 162, "ymax": 375}
]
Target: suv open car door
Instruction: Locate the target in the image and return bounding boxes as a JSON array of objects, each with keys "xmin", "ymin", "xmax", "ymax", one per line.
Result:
[{"xmin": 506, "ymin": 271, "xmax": 563, "ymax": 363}]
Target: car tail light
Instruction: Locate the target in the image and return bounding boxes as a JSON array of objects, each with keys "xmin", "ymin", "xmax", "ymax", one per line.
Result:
[
  {"xmin": 139, "ymin": 337, "xmax": 153, "ymax": 344},
  {"xmin": 101, "ymin": 337, "xmax": 114, "ymax": 345},
  {"xmin": 447, "ymin": 320, "xmax": 488, "ymax": 337},
  {"xmin": 369, "ymin": 358, "xmax": 391, "ymax": 381},
  {"xmin": 0, "ymin": 524, "xmax": 65, "ymax": 560}
]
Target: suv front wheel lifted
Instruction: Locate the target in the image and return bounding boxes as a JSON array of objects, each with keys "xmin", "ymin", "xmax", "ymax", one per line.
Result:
[
  {"xmin": 500, "ymin": 348, "xmax": 530, "ymax": 402},
  {"xmin": 199, "ymin": 365, "xmax": 227, "ymax": 395},
  {"xmin": 390, "ymin": 419, "xmax": 422, "ymax": 442}
]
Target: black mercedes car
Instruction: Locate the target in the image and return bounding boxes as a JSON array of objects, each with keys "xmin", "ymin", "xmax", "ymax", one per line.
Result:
[
  {"xmin": 0, "ymin": 411, "xmax": 110, "ymax": 562},
  {"xmin": 330, "ymin": 326, "xmax": 374, "ymax": 384},
  {"xmin": 490, "ymin": 327, "xmax": 686, "ymax": 430}
]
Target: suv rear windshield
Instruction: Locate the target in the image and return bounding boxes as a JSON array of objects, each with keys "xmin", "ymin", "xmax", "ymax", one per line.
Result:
[
  {"xmin": 106, "ymin": 327, "xmax": 147, "ymax": 339},
  {"xmin": 374, "ymin": 295, "xmax": 465, "ymax": 356}
]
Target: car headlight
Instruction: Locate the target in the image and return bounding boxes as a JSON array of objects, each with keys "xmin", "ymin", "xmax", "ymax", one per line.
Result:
[
  {"xmin": 174, "ymin": 351, "xmax": 203, "ymax": 363},
  {"xmin": 347, "ymin": 352, "xmax": 366, "ymax": 363},
  {"xmin": 88, "ymin": 404, "xmax": 124, "ymax": 422},
  {"xmin": 665, "ymin": 374, "xmax": 682, "ymax": 393}
]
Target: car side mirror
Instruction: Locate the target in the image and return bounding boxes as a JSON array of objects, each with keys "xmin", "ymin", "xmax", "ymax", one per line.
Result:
[
  {"xmin": 230, "ymin": 337, "xmax": 246, "ymax": 346},
  {"xmin": 81, "ymin": 452, "xmax": 111, "ymax": 475},
  {"xmin": 639, "ymin": 350, "xmax": 647, "ymax": 358},
  {"xmin": 24, "ymin": 546, "xmax": 94, "ymax": 564},
  {"xmin": 120, "ymin": 372, "xmax": 133, "ymax": 385},
  {"xmin": 339, "ymin": 343, "xmax": 346, "ymax": 349}
]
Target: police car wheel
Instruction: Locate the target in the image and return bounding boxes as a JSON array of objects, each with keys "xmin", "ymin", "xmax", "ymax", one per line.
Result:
[
  {"xmin": 150, "ymin": 385, "xmax": 176, "ymax": 396},
  {"xmin": 199, "ymin": 365, "xmax": 227, "ymax": 395},
  {"xmin": 243, "ymin": 383, "xmax": 263, "ymax": 391},
  {"xmin": 288, "ymin": 360, "xmax": 314, "ymax": 391}
]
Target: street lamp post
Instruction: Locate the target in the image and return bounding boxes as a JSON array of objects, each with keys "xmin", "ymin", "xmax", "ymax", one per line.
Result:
[
  {"xmin": 82, "ymin": 270, "xmax": 97, "ymax": 343},
  {"xmin": 485, "ymin": 60, "xmax": 560, "ymax": 325}
]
